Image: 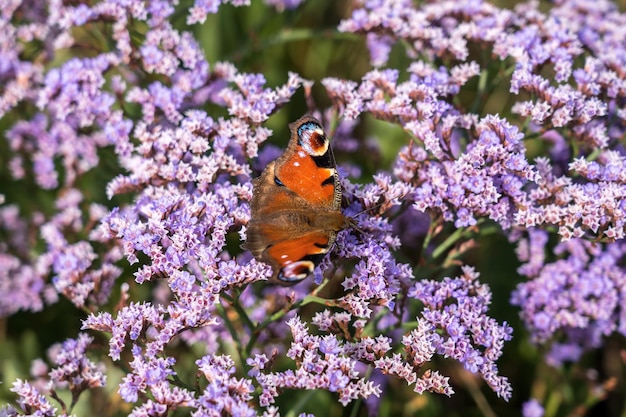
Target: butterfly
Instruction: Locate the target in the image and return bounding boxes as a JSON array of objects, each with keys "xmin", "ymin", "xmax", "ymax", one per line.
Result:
[{"xmin": 244, "ymin": 114, "xmax": 350, "ymax": 284}]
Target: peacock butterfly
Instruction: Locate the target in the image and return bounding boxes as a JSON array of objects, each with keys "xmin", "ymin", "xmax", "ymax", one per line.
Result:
[{"xmin": 244, "ymin": 114, "xmax": 350, "ymax": 284}]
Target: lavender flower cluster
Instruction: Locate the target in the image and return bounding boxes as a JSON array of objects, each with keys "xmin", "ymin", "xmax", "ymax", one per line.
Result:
[
  {"xmin": 1, "ymin": 0, "xmax": 625, "ymax": 416},
  {"xmin": 512, "ymin": 229, "xmax": 626, "ymax": 367},
  {"xmin": 4, "ymin": 334, "xmax": 105, "ymax": 417}
]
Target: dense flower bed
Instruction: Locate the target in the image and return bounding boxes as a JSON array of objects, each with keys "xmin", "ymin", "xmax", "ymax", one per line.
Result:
[{"xmin": 1, "ymin": 0, "xmax": 625, "ymax": 416}]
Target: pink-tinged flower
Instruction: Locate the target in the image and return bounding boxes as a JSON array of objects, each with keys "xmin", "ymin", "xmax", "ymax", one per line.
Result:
[
  {"xmin": 8, "ymin": 380, "xmax": 57, "ymax": 417},
  {"xmin": 332, "ymin": 0, "xmax": 626, "ymax": 245},
  {"xmin": 407, "ymin": 266, "xmax": 513, "ymax": 400},
  {"xmin": 0, "ymin": 252, "xmax": 50, "ymax": 317},
  {"xmin": 187, "ymin": 0, "xmax": 261, "ymax": 24},
  {"xmin": 195, "ymin": 354, "xmax": 256, "ymax": 416},
  {"xmin": 515, "ymin": 151, "xmax": 626, "ymax": 240},
  {"xmin": 117, "ymin": 345, "xmax": 195, "ymax": 415},
  {"xmin": 47, "ymin": 334, "xmax": 106, "ymax": 392},
  {"xmin": 339, "ymin": 1, "xmax": 512, "ymax": 66},
  {"xmin": 248, "ymin": 316, "xmax": 382, "ymax": 407},
  {"xmin": 4, "ymin": 334, "xmax": 105, "ymax": 416}
]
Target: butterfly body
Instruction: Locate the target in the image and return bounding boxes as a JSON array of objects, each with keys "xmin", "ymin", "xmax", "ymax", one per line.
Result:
[{"xmin": 245, "ymin": 115, "xmax": 348, "ymax": 284}]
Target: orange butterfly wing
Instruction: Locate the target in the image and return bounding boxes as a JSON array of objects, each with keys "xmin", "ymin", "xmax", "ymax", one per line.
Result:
[{"xmin": 245, "ymin": 115, "xmax": 347, "ymax": 284}]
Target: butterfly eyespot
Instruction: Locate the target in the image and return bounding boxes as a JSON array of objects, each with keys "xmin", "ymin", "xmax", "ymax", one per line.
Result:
[
  {"xmin": 274, "ymin": 176, "xmax": 284, "ymax": 186},
  {"xmin": 297, "ymin": 122, "xmax": 328, "ymax": 156},
  {"xmin": 278, "ymin": 261, "xmax": 315, "ymax": 283},
  {"xmin": 297, "ymin": 122, "xmax": 322, "ymax": 139}
]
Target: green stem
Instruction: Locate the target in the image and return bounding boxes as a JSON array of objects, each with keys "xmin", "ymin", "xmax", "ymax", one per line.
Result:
[
  {"xmin": 285, "ymin": 390, "xmax": 317, "ymax": 417},
  {"xmin": 469, "ymin": 67, "xmax": 490, "ymax": 113},
  {"xmin": 228, "ymin": 290, "xmax": 256, "ymax": 335},
  {"xmin": 215, "ymin": 302, "xmax": 244, "ymax": 367},
  {"xmin": 301, "ymin": 294, "xmax": 333, "ymax": 306},
  {"xmin": 421, "ymin": 216, "xmax": 438, "ymax": 253},
  {"xmin": 431, "ymin": 226, "xmax": 465, "ymax": 260}
]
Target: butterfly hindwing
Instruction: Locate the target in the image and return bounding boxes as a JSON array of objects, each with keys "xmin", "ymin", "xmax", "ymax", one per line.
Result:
[{"xmin": 264, "ymin": 231, "xmax": 336, "ymax": 283}]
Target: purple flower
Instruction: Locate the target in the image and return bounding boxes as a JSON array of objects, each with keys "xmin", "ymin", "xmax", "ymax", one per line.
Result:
[
  {"xmin": 3, "ymin": 335, "xmax": 106, "ymax": 416},
  {"xmin": 187, "ymin": 0, "xmax": 263, "ymax": 24},
  {"xmin": 366, "ymin": 33, "xmax": 394, "ymax": 67},
  {"xmin": 117, "ymin": 345, "xmax": 194, "ymax": 415},
  {"xmin": 248, "ymin": 316, "xmax": 382, "ymax": 407},
  {"xmin": 408, "ymin": 266, "xmax": 513, "ymax": 400},
  {"xmin": 0, "ymin": 252, "xmax": 50, "ymax": 317},
  {"xmin": 522, "ymin": 399, "xmax": 545, "ymax": 417},
  {"xmin": 512, "ymin": 236, "xmax": 626, "ymax": 363},
  {"xmin": 47, "ymin": 334, "xmax": 106, "ymax": 392},
  {"xmin": 8, "ymin": 380, "xmax": 57, "ymax": 417}
]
